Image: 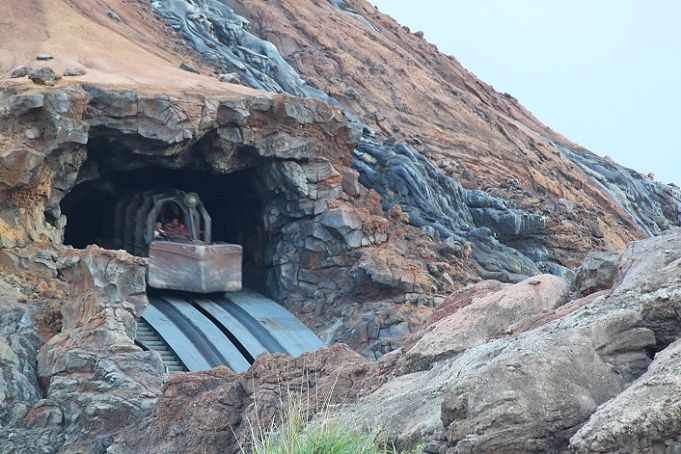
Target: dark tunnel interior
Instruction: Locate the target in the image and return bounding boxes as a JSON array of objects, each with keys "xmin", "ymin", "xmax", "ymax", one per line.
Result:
[{"xmin": 60, "ymin": 157, "xmax": 269, "ymax": 293}]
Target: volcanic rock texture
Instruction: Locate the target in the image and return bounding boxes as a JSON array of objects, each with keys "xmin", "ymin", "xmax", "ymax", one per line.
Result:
[
  {"xmin": 227, "ymin": 0, "xmax": 681, "ymax": 255},
  {"xmin": 1, "ymin": 0, "xmax": 681, "ymax": 453}
]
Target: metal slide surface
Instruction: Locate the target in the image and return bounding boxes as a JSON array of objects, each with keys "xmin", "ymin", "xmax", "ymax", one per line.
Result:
[
  {"xmin": 191, "ymin": 297, "xmax": 272, "ymax": 360},
  {"xmin": 224, "ymin": 289, "xmax": 328, "ymax": 357},
  {"xmin": 141, "ymin": 301, "xmax": 222, "ymax": 372},
  {"xmin": 161, "ymin": 295, "xmax": 251, "ymax": 373},
  {"xmin": 140, "ymin": 290, "xmax": 327, "ymax": 372}
]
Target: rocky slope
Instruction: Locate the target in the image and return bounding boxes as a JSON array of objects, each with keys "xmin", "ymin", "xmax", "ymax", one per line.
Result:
[
  {"xmin": 1, "ymin": 0, "xmax": 681, "ymax": 453},
  {"xmin": 225, "ymin": 0, "xmax": 681, "ymax": 252}
]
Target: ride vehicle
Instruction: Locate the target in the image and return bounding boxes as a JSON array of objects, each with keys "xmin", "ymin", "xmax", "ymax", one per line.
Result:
[{"xmin": 113, "ymin": 187, "xmax": 242, "ymax": 293}]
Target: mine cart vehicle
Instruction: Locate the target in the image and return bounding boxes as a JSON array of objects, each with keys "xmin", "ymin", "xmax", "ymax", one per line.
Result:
[{"xmin": 113, "ymin": 187, "xmax": 242, "ymax": 293}]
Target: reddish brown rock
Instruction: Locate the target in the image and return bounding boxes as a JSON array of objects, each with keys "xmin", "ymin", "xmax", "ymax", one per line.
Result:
[
  {"xmin": 109, "ymin": 344, "xmax": 380, "ymax": 454},
  {"xmin": 396, "ymin": 274, "xmax": 569, "ymax": 374},
  {"xmin": 0, "ymin": 2, "xmax": 680, "ymax": 453}
]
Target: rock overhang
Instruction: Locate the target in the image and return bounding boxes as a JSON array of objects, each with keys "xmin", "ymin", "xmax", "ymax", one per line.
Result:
[{"xmin": 0, "ymin": 79, "xmax": 359, "ymax": 238}]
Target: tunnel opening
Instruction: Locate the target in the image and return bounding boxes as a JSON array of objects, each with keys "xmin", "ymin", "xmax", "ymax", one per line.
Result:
[{"xmin": 61, "ymin": 161, "xmax": 270, "ymax": 294}]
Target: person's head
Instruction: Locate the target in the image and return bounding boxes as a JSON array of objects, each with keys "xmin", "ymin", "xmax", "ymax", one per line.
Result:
[
  {"xmin": 171, "ymin": 218, "xmax": 180, "ymax": 226},
  {"xmin": 155, "ymin": 222, "xmax": 163, "ymax": 230}
]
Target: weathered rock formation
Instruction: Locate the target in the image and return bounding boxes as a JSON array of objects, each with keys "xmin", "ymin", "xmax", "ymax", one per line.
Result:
[
  {"xmin": 394, "ymin": 273, "xmax": 570, "ymax": 374},
  {"xmin": 109, "ymin": 343, "xmax": 382, "ymax": 453},
  {"xmin": 224, "ymin": 0, "xmax": 681, "ymax": 262},
  {"xmin": 17, "ymin": 229, "xmax": 670, "ymax": 454},
  {"xmin": 0, "ymin": 244, "xmax": 163, "ymax": 453},
  {"xmin": 2, "ymin": 0, "xmax": 681, "ymax": 453},
  {"xmin": 344, "ymin": 229, "xmax": 681, "ymax": 453},
  {"xmin": 146, "ymin": 0, "xmax": 681, "ymax": 279}
]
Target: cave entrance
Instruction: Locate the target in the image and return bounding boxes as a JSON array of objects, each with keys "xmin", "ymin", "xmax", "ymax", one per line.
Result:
[{"xmin": 60, "ymin": 166, "xmax": 269, "ymax": 292}]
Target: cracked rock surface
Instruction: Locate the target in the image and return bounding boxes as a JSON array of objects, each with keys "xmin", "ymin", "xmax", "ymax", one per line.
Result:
[{"xmin": 2, "ymin": 1, "xmax": 681, "ymax": 453}]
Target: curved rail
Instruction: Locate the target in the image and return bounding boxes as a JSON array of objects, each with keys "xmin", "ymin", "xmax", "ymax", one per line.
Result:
[{"xmin": 138, "ymin": 290, "xmax": 327, "ymax": 373}]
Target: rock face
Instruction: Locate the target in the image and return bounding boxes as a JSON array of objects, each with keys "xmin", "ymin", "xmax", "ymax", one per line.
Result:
[
  {"xmin": 0, "ymin": 77, "xmax": 441, "ymax": 355},
  {"xmin": 1, "ymin": 0, "xmax": 680, "ymax": 359},
  {"xmin": 32, "ymin": 247, "xmax": 161, "ymax": 453},
  {"xmin": 346, "ymin": 229, "xmax": 681, "ymax": 453},
  {"xmin": 108, "ymin": 344, "xmax": 380, "ymax": 454},
  {"xmin": 569, "ymin": 338, "xmax": 681, "ymax": 454},
  {"xmin": 0, "ymin": 301, "xmax": 44, "ymax": 433},
  {"xmin": 2, "ymin": 1, "xmax": 681, "ymax": 453},
  {"xmin": 354, "ymin": 136, "xmax": 550, "ymax": 282},
  {"xmin": 0, "ymin": 245, "xmax": 165, "ymax": 454},
  {"xmin": 395, "ymin": 274, "xmax": 569, "ymax": 374},
  {"xmin": 146, "ymin": 0, "xmax": 681, "ymax": 281},
  {"xmin": 226, "ymin": 0, "xmax": 681, "ymax": 267}
]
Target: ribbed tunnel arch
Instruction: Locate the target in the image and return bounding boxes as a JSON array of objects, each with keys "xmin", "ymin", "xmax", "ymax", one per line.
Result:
[{"xmin": 61, "ymin": 162, "xmax": 270, "ymax": 293}]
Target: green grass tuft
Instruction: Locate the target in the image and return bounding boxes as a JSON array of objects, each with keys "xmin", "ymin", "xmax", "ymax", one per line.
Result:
[
  {"xmin": 239, "ymin": 365, "xmax": 423, "ymax": 454},
  {"xmin": 245, "ymin": 397, "xmax": 388, "ymax": 454}
]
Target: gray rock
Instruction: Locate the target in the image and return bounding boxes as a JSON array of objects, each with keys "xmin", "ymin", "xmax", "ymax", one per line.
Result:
[
  {"xmin": 146, "ymin": 0, "xmax": 681, "ymax": 282},
  {"xmin": 104, "ymin": 6, "xmax": 122, "ymax": 22},
  {"xmin": 396, "ymin": 274, "xmax": 569, "ymax": 374},
  {"xmin": 469, "ymin": 207, "xmax": 545, "ymax": 241},
  {"xmin": 151, "ymin": 0, "xmax": 333, "ymax": 101},
  {"xmin": 180, "ymin": 61, "xmax": 200, "ymax": 73},
  {"xmin": 24, "ymin": 126, "xmax": 41, "ymax": 140},
  {"xmin": 27, "ymin": 66, "xmax": 61, "ymax": 86},
  {"xmin": 218, "ymin": 73, "xmax": 241, "ymax": 84},
  {"xmin": 347, "ymin": 231, "xmax": 681, "ymax": 452},
  {"xmin": 352, "ymin": 135, "xmax": 543, "ymax": 283},
  {"xmin": 573, "ymin": 229, "xmax": 681, "ymax": 353},
  {"xmin": 63, "ymin": 67, "xmax": 86, "ymax": 77},
  {"xmin": 0, "ymin": 300, "xmax": 44, "ymax": 427},
  {"xmin": 0, "ymin": 428, "xmax": 64, "ymax": 454},
  {"xmin": 36, "ymin": 54, "xmax": 53, "ymax": 61},
  {"xmin": 558, "ymin": 144, "xmax": 681, "ymax": 237},
  {"xmin": 538, "ymin": 261, "xmax": 575, "ymax": 284},
  {"xmin": 569, "ymin": 337, "xmax": 681, "ymax": 454},
  {"xmin": 573, "ymin": 249, "xmax": 622, "ymax": 295},
  {"xmin": 34, "ymin": 248, "xmax": 166, "ymax": 452},
  {"xmin": 148, "ymin": 0, "xmax": 558, "ymax": 288},
  {"xmin": 349, "ymin": 288, "xmax": 655, "ymax": 453},
  {"xmin": 327, "ymin": 0, "xmax": 379, "ymax": 31},
  {"xmin": 10, "ymin": 64, "xmax": 32, "ymax": 78}
]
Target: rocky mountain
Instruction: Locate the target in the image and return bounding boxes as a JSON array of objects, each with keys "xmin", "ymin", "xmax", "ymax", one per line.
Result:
[{"xmin": 1, "ymin": 0, "xmax": 680, "ymax": 453}]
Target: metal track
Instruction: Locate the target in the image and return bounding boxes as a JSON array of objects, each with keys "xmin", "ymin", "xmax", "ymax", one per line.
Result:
[{"xmin": 136, "ymin": 290, "xmax": 327, "ymax": 373}]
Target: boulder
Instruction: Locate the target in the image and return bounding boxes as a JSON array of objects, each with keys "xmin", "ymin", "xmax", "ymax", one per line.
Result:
[
  {"xmin": 572, "ymin": 249, "xmax": 623, "ymax": 296},
  {"xmin": 10, "ymin": 64, "xmax": 32, "ymax": 78},
  {"xmin": 396, "ymin": 274, "xmax": 569, "ymax": 374},
  {"xmin": 218, "ymin": 73, "xmax": 241, "ymax": 84},
  {"xmin": 63, "ymin": 67, "xmax": 86, "ymax": 77},
  {"xmin": 179, "ymin": 61, "xmax": 200, "ymax": 73},
  {"xmin": 569, "ymin": 337, "xmax": 681, "ymax": 454},
  {"xmin": 349, "ymin": 288, "xmax": 656, "ymax": 453},
  {"xmin": 27, "ymin": 67, "xmax": 61, "ymax": 86}
]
